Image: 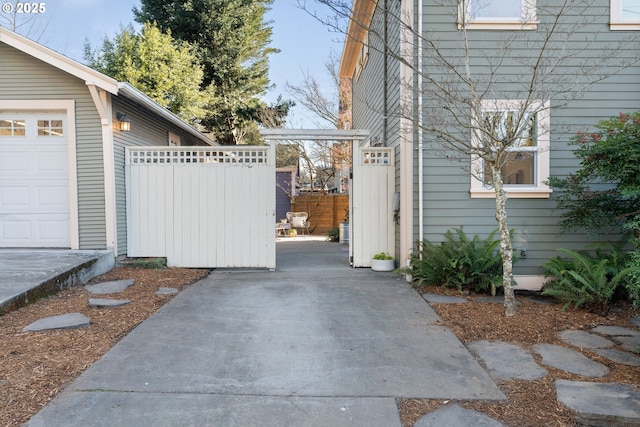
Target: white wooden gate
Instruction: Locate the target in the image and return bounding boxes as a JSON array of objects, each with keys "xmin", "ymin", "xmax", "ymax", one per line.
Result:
[
  {"xmin": 126, "ymin": 146, "xmax": 275, "ymax": 268},
  {"xmin": 350, "ymin": 145, "xmax": 395, "ymax": 267}
]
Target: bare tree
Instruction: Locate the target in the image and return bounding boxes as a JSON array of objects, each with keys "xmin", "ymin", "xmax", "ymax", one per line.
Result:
[
  {"xmin": 302, "ymin": 0, "xmax": 640, "ymax": 316},
  {"xmin": 286, "ymin": 50, "xmax": 352, "ymax": 130},
  {"xmin": 280, "ymin": 49, "xmax": 353, "ymax": 196},
  {"xmin": 0, "ymin": 1, "xmax": 52, "ymax": 41}
]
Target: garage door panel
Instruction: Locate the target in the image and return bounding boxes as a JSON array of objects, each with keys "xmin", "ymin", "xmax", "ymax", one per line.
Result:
[
  {"xmin": 0, "ymin": 183, "xmax": 68, "ymax": 213},
  {"xmin": 0, "ymin": 185, "xmax": 30, "ymax": 209},
  {"xmin": 36, "ymin": 184, "xmax": 69, "ymax": 211},
  {"xmin": 0, "ymin": 150, "xmax": 29, "ymax": 174},
  {"xmin": 0, "ymin": 214, "xmax": 70, "ymax": 247},
  {"xmin": 1, "ymin": 218, "xmax": 31, "ymax": 240},
  {"xmin": 35, "ymin": 147, "xmax": 67, "ymax": 177}
]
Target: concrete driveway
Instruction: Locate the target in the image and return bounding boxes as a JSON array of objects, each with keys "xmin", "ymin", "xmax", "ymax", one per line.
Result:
[{"xmin": 26, "ymin": 241, "xmax": 503, "ymax": 426}]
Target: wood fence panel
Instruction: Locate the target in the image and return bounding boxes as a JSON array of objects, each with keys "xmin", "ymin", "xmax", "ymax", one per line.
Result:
[{"xmin": 291, "ymin": 194, "xmax": 349, "ymax": 235}]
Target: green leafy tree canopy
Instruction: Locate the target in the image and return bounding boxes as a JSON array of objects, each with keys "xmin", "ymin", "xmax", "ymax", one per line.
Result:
[{"xmin": 84, "ymin": 23, "xmax": 206, "ymax": 122}]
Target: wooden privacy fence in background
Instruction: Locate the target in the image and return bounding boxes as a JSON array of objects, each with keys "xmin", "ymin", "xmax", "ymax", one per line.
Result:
[{"xmin": 290, "ymin": 194, "xmax": 349, "ymax": 235}]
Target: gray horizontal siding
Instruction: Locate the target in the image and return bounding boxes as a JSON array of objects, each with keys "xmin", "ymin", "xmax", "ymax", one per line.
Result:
[
  {"xmin": 418, "ymin": 0, "xmax": 640, "ymax": 276},
  {"xmin": 0, "ymin": 43, "xmax": 107, "ymax": 249},
  {"xmin": 349, "ymin": 0, "xmax": 640, "ymax": 277},
  {"xmin": 112, "ymin": 96, "xmax": 211, "ymax": 257}
]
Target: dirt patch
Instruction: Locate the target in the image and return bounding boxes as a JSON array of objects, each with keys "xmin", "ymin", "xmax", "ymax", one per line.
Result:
[
  {"xmin": 400, "ymin": 286, "xmax": 640, "ymax": 427},
  {"xmin": 0, "ymin": 266, "xmax": 209, "ymax": 426}
]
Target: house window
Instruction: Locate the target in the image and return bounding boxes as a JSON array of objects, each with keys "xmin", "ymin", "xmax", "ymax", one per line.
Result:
[
  {"xmin": 37, "ymin": 119, "xmax": 64, "ymax": 137},
  {"xmin": 459, "ymin": 0, "xmax": 538, "ymax": 30},
  {"xmin": 611, "ymin": 0, "xmax": 640, "ymax": 30},
  {"xmin": 0, "ymin": 119, "xmax": 26, "ymax": 136},
  {"xmin": 169, "ymin": 132, "xmax": 181, "ymax": 146},
  {"xmin": 355, "ymin": 32, "xmax": 369, "ymax": 81},
  {"xmin": 470, "ymin": 100, "xmax": 551, "ymax": 198}
]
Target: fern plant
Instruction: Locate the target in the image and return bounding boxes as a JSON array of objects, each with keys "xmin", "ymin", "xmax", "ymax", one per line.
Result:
[
  {"xmin": 542, "ymin": 247, "xmax": 630, "ymax": 315},
  {"xmin": 407, "ymin": 228, "xmax": 507, "ymax": 294}
]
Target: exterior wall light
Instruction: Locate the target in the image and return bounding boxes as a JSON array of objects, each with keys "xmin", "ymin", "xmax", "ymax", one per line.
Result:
[{"xmin": 116, "ymin": 112, "xmax": 131, "ymax": 132}]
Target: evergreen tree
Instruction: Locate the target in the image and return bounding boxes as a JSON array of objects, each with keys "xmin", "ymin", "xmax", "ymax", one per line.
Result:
[
  {"xmin": 84, "ymin": 23, "xmax": 206, "ymax": 122},
  {"xmin": 134, "ymin": 0, "xmax": 282, "ymax": 144}
]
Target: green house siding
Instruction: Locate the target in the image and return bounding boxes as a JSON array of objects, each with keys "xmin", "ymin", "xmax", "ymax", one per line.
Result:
[
  {"xmin": 419, "ymin": 1, "xmax": 640, "ymax": 276},
  {"xmin": 0, "ymin": 43, "xmax": 107, "ymax": 249},
  {"xmin": 349, "ymin": 0, "xmax": 640, "ymax": 278},
  {"xmin": 351, "ymin": 0, "xmax": 405, "ymax": 251},
  {"xmin": 112, "ymin": 97, "xmax": 210, "ymax": 257}
]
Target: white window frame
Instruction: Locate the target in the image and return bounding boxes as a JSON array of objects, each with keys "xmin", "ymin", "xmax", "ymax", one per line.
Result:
[
  {"xmin": 610, "ymin": 0, "xmax": 640, "ymax": 30},
  {"xmin": 169, "ymin": 132, "xmax": 181, "ymax": 147},
  {"xmin": 354, "ymin": 32, "xmax": 369, "ymax": 81},
  {"xmin": 458, "ymin": 0, "xmax": 538, "ymax": 30},
  {"xmin": 470, "ymin": 99, "xmax": 551, "ymax": 199}
]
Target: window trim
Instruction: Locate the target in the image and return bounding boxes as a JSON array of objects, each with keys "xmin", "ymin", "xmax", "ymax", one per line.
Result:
[
  {"xmin": 610, "ymin": 0, "xmax": 640, "ymax": 30},
  {"xmin": 470, "ymin": 99, "xmax": 551, "ymax": 199},
  {"xmin": 458, "ymin": 0, "xmax": 538, "ymax": 30},
  {"xmin": 168, "ymin": 132, "xmax": 181, "ymax": 147}
]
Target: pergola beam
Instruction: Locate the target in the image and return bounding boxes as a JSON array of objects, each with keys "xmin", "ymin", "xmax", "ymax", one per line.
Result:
[{"xmin": 260, "ymin": 128, "xmax": 369, "ymax": 141}]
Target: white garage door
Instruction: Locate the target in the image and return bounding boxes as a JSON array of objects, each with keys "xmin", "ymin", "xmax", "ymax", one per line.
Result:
[{"xmin": 0, "ymin": 112, "xmax": 70, "ymax": 247}]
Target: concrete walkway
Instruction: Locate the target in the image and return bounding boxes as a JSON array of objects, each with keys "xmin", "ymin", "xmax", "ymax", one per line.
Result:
[
  {"xmin": 0, "ymin": 249, "xmax": 114, "ymax": 313},
  {"xmin": 26, "ymin": 241, "xmax": 504, "ymax": 426}
]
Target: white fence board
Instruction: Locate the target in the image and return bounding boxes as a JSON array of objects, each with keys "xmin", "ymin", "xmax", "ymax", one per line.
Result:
[
  {"xmin": 126, "ymin": 146, "xmax": 275, "ymax": 268},
  {"xmin": 350, "ymin": 146, "xmax": 395, "ymax": 267}
]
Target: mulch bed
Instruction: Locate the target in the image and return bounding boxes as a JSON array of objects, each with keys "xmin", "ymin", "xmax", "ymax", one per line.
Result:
[
  {"xmin": 0, "ymin": 272, "xmax": 638, "ymax": 426},
  {"xmin": 0, "ymin": 266, "xmax": 209, "ymax": 426},
  {"xmin": 399, "ymin": 285, "xmax": 640, "ymax": 427}
]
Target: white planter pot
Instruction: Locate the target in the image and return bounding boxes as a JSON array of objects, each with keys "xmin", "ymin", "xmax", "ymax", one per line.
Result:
[{"xmin": 371, "ymin": 259, "xmax": 395, "ymax": 272}]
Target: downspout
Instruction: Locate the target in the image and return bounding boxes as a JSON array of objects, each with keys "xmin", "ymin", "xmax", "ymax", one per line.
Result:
[
  {"xmin": 87, "ymin": 83, "xmax": 118, "ymax": 255},
  {"xmin": 399, "ymin": 0, "xmax": 415, "ymax": 270},
  {"xmin": 417, "ymin": 0, "xmax": 424, "ymax": 245}
]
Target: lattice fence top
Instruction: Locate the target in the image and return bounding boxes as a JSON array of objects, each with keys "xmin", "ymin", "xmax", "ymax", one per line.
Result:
[
  {"xmin": 126, "ymin": 147, "xmax": 270, "ymax": 165},
  {"xmin": 361, "ymin": 148, "xmax": 393, "ymax": 166}
]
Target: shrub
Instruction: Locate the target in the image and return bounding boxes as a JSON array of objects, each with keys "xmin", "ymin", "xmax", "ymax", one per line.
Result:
[
  {"xmin": 407, "ymin": 228, "xmax": 506, "ymax": 295},
  {"xmin": 122, "ymin": 257, "xmax": 167, "ymax": 269},
  {"xmin": 373, "ymin": 252, "xmax": 394, "ymax": 260},
  {"xmin": 326, "ymin": 227, "xmax": 339, "ymax": 242},
  {"xmin": 625, "ymin": 249, "xmax": 640, "ymax": 310},
  {"xmin": 542, "ymin": 245, "xmax": 630, "ymax": 315}
]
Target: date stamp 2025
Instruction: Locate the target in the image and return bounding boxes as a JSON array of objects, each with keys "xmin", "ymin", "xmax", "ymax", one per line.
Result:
[{"xmin": 2, "ymin": 2, "xmax": 46, "ymax": 14}]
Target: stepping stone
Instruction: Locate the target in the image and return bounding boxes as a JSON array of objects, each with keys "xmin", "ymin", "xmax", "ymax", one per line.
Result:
[
  {"xmin": 469, "ymin": 341, "xmax": 547, "ymax": 380},
  {"xmin": 616, "ymin": 335, "xmax": 640, "ymax": 353},
  {"xmin": 591, "ymin": 325, "xmax": 640, "ymax": 337},
  {"xmin": 23, "ymin": 313, "xmax": 90, "ymax": 332},
  {"xmin": 156, "ymin": 287, "xmax": 178, "ymax": 295},
  {"xmin": 86, "ymin": 279, "xmax": 135, "ymax": 295},
  {"xmin": 414, "ymin": 403, "xmax": 504, "ymax": 427},
  {"xmin": 556, "ymin": 380, "xmax": 640, "ymax": 426},
  {"xmin": 533, "ymin": 344, "xmax": 609, "ymax": 377},
  {"xmin": 89, "ymin": 298, "xmax": 131, "ymax": 308},
  {"xmin": 631, "ymin": 317, "xmax": 640, "ymax": 328},
  {"xmin": 594, "ymin": 348, "xmax": 640, "ymax": 367},
  {"xmin": 559, "ymin": 330, "xmax": 615, "ymax": 349},
  {"xmin": 421, "ymin": 293, "xmax": 467, "ymax": 304}
]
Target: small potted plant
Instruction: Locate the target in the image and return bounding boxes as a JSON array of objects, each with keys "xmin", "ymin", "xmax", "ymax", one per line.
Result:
[{"xmin": 371, "ymin": 252, "xmax": 394, "ymax": 272}]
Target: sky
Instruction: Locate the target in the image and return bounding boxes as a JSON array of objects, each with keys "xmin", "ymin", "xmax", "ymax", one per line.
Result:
[{"xmin": 2, "ymin": 0, "xmax": 344, "ymax": 128}]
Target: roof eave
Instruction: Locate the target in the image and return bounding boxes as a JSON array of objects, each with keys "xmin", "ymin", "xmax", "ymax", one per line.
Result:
[
  {"xmin": 338, "ymin": 0, "xmax": 377, "ymax": 79},
  {"xmin": 117, "ymin": 82, "xmax": 217, "ymax": 146},
  {"xmin": 0, "ymin": 26, "xmax": 119, "ymax": 94}
]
